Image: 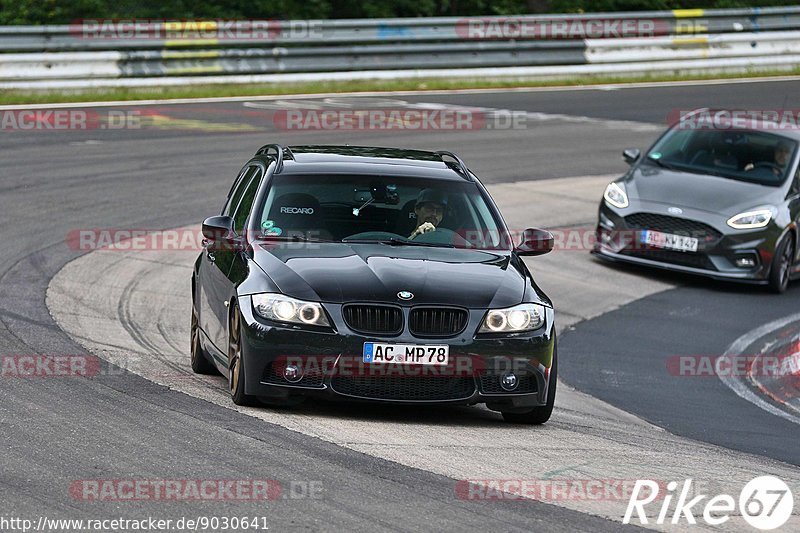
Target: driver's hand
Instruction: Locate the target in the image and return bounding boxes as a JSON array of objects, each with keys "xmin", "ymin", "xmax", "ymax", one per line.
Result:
[
  {"xmin": 409, "ymin": 222, "xmax": 436, "ymax": 239},
  {"xmin": 418, "ymin": 222, "xmax": 435, "ymax": 234}
]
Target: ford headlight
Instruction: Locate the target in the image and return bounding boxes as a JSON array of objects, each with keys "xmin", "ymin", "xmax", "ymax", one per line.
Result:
[
  {"xmin": 479, "ymin": 303, "xmax": 545, "ymax": 333},
  {"xmin": 726, "ymin": 208, "xmax": 774, "ymax": 230},
  {"xmin": 252, "ymin": 294, "xmax": 330, "ymax": 327},
  {"xmin": 603, "ymin": 182, "xmax": 629, "ymax": 209}
]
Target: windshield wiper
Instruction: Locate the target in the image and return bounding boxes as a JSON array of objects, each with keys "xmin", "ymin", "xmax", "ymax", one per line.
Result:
[
  {"xmin": 342, "ymin": 237, "xmax": 454, "ymax": 248},
  {"xmin": 386, "ymin": 237, "xmax": 454, "ymax": 248},
  {"xmin": 646, "ymin": 155, "xmax": 734, "ymax": 179},
  {"xmin": 259, "ymin": 235, "xmax": 331, "ymax": 243},
  {"xmin": 646, "ymin": 155, "xmax": 682, "ymax": 172}
]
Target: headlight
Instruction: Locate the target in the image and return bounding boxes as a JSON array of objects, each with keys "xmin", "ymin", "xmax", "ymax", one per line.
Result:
[
  {"xmin": 726, "ymin": 208, "xmax": 774, "ymax": 230},
  {"xmin": 251, "ymin": 293, "xmax": 330, "ymax": 327},
  {"xmin": 479, "ymin": 303, "xmax": 545, "ymax": 333},
  {"xmin": 603, "ymin": 182, "xmax": 629, "ymax": 209}
]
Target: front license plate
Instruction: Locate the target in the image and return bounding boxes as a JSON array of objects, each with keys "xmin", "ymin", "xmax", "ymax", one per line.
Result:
[
  {"xmin": 642, "ymin": 230, "xmax": 698, "ymax": 252},
  {"xmin": 363, "ymin": 343, "xmax": 449, "ymax": 365}
]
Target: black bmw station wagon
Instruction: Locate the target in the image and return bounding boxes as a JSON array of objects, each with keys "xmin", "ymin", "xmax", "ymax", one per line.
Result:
[{"xmin": 191, "ymin": 145, "xmax": 557, "ymax": 424}]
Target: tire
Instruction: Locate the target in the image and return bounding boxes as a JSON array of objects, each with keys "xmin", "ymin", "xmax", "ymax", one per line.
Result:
[
  {"xmin": 228, "ymin": 307, "xmax": 258, "ymax": 406},
  {"xmin": 768, "ymin": 235, "xmax": 794, "ymax": 294},
  {"xmin": 190, "ymin": 306, "xmax": 217, "ymax": 375},
  {"xmin": 501, "ymin": 344, "xmax": 557, "ymax": 425}
]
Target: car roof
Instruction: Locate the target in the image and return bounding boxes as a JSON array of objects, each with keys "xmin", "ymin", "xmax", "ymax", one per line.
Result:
[{"xmin": 257, "ymin": 145, "xmax": 473, "ymax": 181}]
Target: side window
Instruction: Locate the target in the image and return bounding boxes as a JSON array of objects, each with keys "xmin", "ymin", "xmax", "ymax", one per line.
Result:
[
  {"xmin": 233, "ymin": 168, "xmax": 264, "ymax": 234},
  {"xmin": 793, "ymin": 168, "xmax": 800, "ymax": 195},
  {"xmin": 223, "ymin": 167, "xmax": 255, "ymax": 217}
]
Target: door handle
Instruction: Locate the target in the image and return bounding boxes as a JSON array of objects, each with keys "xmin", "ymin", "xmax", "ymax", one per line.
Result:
[{"xmin": 202, "ymin": 240, "xmax": 216, "ymax": 262}]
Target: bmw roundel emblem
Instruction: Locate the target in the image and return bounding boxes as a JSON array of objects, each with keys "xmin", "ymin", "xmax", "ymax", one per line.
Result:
[
  {"xmin": 397, "ymin": 291, "xmax": 414, "ymax": 301},
  {"xmin": 668, "ymin": 207, "xmax": 683, "ymax": 215}
]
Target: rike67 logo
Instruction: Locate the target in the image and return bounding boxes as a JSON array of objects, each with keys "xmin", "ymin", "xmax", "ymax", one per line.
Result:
[{"xmin": 624, "ymin": 476, "xmax": 794, "ymax": 530}]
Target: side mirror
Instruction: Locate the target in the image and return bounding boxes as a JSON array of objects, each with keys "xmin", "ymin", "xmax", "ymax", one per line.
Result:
[
  {"xmin": 516, "ymin": 228, "xmax": 554, "ymax": 256},
  {"xmin": 623, "ymin": 148, "xmax": 641, "ymax": 165},
  {"xmin": 202, "ymin": 215, "xmax": 235, "ymax": 246}
]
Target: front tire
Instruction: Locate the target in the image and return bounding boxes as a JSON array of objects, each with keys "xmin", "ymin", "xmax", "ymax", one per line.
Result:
[
  {"xmin": 501, "ymin": 344, "xmax": 557, "ymax": 425},
  {"xmin": 768, "ymin": 235, "xmax": 794, "ymax": 294},
  {"xmin": 228, "ymin": 307, "xmax": 258, "ymax": 406}
]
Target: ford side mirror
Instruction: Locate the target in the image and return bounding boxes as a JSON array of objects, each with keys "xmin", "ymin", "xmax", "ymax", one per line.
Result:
[
  {"xmin": 516, "ymin": 228, "xmax": 554, "ymax": 256},
  {"xmin": 623, "ymin": 148, "xmax": 641, "ymax": 165}
]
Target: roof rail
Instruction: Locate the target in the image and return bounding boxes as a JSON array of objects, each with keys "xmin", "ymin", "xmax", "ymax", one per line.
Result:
[
  {"xmin": 255, "ymin": 143, "xmax": 293, "ymax": 173},
  {"xmin": 435, "ymin": 151, "xmax": 471, "ymax": 180}
]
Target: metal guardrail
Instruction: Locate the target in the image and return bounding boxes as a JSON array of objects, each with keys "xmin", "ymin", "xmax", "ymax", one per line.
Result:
[
  {"xmin": 1, "ymin": 7, "xmax": 799, "ymax": 88},
  {"xmin": 2, "ymin": 7, "xmax": 800, "ymax": 51}
]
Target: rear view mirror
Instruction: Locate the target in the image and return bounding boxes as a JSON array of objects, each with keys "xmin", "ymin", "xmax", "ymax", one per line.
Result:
[
  {"xmin": 516, "ymin": 228, "xmax": 554, "ymax": 256},
  {"xmin": 353, "ymin": 184, "xmax": 400, "ymax": 208},
  {"xmin": 353, "ymin": 190, "xmax": 372, "ymax": 203},
  {"xmin": 623, "ymin": 148, "xmax": 641, "ymax": 165}
]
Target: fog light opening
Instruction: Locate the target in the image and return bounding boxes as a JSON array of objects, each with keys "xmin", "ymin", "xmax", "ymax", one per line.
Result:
[
  {"xmin": 500, "ymin": 372, "xmax": 518, "ymax": 391},
  {"xmin": 735, "ymin": 256, "xmax": 757, "ymax": 269},
  {"xmin": 283, "ymin": 364, "xmax": 303, "ymax": 383}
]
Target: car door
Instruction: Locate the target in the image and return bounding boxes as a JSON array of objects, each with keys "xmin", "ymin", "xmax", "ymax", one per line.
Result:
[
  {"xmin": 208, "ymin": 165, "xmax": 265, "ymax": 351},
  {"xmin": 199, "ymin": 165, "xmax": 254, "ymax": 354},
  {"xmin": 227, "ymin": 164, "xmax": 267, "ymax": 289},
  {"xmin": 789, "ymin": 167, "xmax": 800, "ymax": 270}
]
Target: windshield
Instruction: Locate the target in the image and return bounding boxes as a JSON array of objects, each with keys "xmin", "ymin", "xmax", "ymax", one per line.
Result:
[
  {"xmin": 645, "ymin": 128, "xmax": 797, "ymax": 186},
  {"xmin": 254, "ymin": 174, "xmax": 509, "ymax": 250}
]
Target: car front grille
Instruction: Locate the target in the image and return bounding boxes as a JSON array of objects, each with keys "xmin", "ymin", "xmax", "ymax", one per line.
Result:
[
  {"xmin": 479, "ymin": 372, "xmax": 539, "ymax": 395},
  {"xmin": 619, "ymin": 248, "xmax": 718, "ymax": 271},
  {"xmin": 343, "ymin": 304, "xmax": 403, "ymax": 336},
  {"xmin": 330, "ymin": 374, "xmax": 476, "ymax": 401},
  {"xmin": 409, "ymin": 307, "xmax": 469, "ymax": 337},
  {"xmin": 624, "ymin": 213, "xmax": 723, "ymax": 242}
]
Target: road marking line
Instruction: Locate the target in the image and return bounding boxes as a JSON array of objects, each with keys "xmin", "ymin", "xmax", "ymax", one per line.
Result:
[{"xmin": 717, "ymin": 312, "xmax": 800, "ymax": 426}]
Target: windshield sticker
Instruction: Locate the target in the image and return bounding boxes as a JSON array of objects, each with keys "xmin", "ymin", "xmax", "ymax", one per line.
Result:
[
  {"xmin": 261, "ymin": 220, "xmax": 275, "ymax": 230},
  {"xmin": 650, "ymin": 152, "xmax": 662, "ymax": 160},
  {"xmin": 280, "ymin": 207, "xmax": 314, "ymax": 215},
  {"xmin": 263, "ymin": 227, "xmax": 283, "ymax": 237}
]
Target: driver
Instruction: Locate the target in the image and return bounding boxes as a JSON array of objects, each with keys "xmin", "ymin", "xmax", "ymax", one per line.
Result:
[
  {"xmin": 408, "ymin": 189, "xmax": 447, "ymax": 239},
  {"xmin": 745, "ymin": 141, "xmax": 792, "ymax": 176}
]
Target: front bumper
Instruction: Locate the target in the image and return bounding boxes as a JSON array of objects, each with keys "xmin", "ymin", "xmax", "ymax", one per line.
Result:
[
  {"xmin": 593, "ymin": 201, "xmax": 777, "ymax": 284},
  {"xmin": 237, "ymin": 298, "xmax": 556, "ymax": 410}
]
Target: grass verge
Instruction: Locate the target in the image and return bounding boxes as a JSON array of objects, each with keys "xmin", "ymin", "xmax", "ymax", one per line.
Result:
[{"xmin": 1, "ymin": 68, "xmax": 799, "ymax": 105}]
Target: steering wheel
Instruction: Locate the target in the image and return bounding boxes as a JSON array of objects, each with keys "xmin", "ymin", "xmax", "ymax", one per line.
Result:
[
  {"xmin": 754, "ymin": 162, "xmax": 782, "ymax": 173},
  {"xmin": 412, "ymin": 227, "xmax": 469, "ymax": 247}
]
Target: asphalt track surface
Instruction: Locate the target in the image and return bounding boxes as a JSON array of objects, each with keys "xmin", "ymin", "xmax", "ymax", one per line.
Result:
[
  {"xmin": 560, "ymin": 279, "xmax": 800, "ymax": 466},
  {"xmin": 2, "ymin": 78, "xmax": 800, "ymax": 529}
]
